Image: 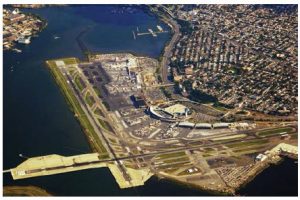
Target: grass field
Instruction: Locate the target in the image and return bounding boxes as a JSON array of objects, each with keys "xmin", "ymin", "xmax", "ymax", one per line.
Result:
[
  {"xmin": 226, "ymin": 139, "xmax": 268, "ymax": 149},
  {"xmin": 257, "ymin": 127, "xmax": 293, "ymax": 137},
  {"xmin": 163, "ymin": 156, "xmax": 190, "ymax": 164},
  {"xmin": 232, "ymin": 145, "xmax": 266, "ymax": 153},
  {"xmin": 46, "ymin": 60, "xmax": 108, "ymax": 155},
  {"xmin": 163, "ymin": 168, "xmax": 179, "ymax": 174},
  {"xmin": 108, "ymin": 138, "xmax": 117, "ymax": 144},
  {"xmin": 85, "ymin": 92, "xmax": 95, "ymax": 107},
  {"xmin": 98, "ymin": 153, "xmax": 110, "ymax": 159},
  {"xmin": 93, "ymin": 86, "xmax": 102, "ymax": 98},
  {"xmin": 74, "ymin": 76, "xmax": 85, "ymax": 91},
  {"xmin": 156, "ymin": 162, "xmax": 190, "ymax": 170},
  {"xmin": 212, "ymin": 134, "xmax": 247, "ymax": 142},
  {"xmin": 156, "ymin": 151, "xmax": 186, "ymax": 159},
  {"xmin": 61, "ymin": 57, "xmax": 78, "ymax": 65},
  {"xmin": 98, "ymin": 118, "xmax": 113, "ymax": 132},
  {"xmin": 94, "ymin": 107, "xmax": 104, "ymax": 117}
]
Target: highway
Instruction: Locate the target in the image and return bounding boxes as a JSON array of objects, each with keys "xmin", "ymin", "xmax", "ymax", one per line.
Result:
[{"xmin": 159, "ymin": 10, "xmax": 181, "ymax": 84}]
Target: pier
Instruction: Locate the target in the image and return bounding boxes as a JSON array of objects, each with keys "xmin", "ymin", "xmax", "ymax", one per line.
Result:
[{"xmin": 133, "ymin": 25, "xmax": 168, "ymax": 39}]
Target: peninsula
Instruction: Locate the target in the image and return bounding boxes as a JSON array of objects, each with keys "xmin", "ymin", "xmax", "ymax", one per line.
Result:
[{"xmin": 6, "ymin": 52, "xmax": 297, "ymax": 195}]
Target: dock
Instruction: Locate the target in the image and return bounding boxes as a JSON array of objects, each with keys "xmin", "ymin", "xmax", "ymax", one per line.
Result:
[
  {"xmin": 133, "ymin": 25, "xmax": 168, "ymax": 39},
  {"xmin": 148, "ymin": 29, "xmax": 157, "ymax": 37}
]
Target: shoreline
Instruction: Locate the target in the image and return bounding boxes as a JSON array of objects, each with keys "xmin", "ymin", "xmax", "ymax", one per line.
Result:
[
  {"xmin": 236, "ymin": 155, "xmax": 297, "ymax": 195},
  {"xmin": 3, "ymin": 185, "xmax": 52, "ymax": 196},
  {"xmin": 156, "ymin": 173, "xmax": 234, "ymax": 196},
  {"xmin": 45, "ymin": 59, "xmax": 109, "ymax": 155},
  {"xmin": 74, "ymin": 5, "xmax": 173, "ymax": 61},
  {"xmin": 146, "ymin": 6, "xmax": 181, "ymax": 83}
]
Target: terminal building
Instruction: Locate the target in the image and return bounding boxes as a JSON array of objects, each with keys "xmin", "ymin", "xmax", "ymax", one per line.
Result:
[
  {"xmin": 149, "ymin": 103, "xmax": 191, "ymax": 121},
  {"xmin": 149, "ymin": 102, "xmax": 232, "ymax": 130},
  {"xmin": 163, "ymin": 104, "xmax": 191, "ymax": 118}
]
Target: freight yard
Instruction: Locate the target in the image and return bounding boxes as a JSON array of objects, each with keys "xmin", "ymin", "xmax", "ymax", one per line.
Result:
[{"xmin": 6, "ymin": 53, "xmax": 297, "ymax": 195}]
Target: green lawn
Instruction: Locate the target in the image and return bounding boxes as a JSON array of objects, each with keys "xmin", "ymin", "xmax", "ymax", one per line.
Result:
[
  {"xmin": 226, "ymin": 139, "xmax": 268, "ymax": 148},
  {"xmin": 203, "ymin": 147, "xmax": 216, "ymax": 153},
  {"xmin": 97, "ymin": 118, "xmax": 113, "ymax": 132},
  {"xmin": 93, "ymin": 87, "xmax": 102, "ymax": 98},
  {"xmin": 61, "ymin": 57, "xmax": 78, "ymax": 65},
  {"xmin": 212, "ymin": 134, "xmax": 247, "ymax": 142},
  {"xmin": 108, "ymin": 138, "xmax": 117, "ymax": 144},
  {"xmin": 74, "ymin": 76, "xmax": 85, "ymax": 91},
  {"xmin": 156, "ymin": 151, "xmax": 186, "ymax": 159},
  {"xmin": 85, "ymin": 93, "xmax": 95, "ymax": 107},
  {"xmin": 94, "ymin": 107, "xmax": 104, "ymax": 117},
  {"xmin": 233, "ymin": 145, "xmax": 266, "ymax": 153},
  {"xmin": 257, "ymin": 127, "xmax": 293, "ymax": 137},
  {"xmin": 98, "ymin": 154, "xmax": 110, "ymax": 159},
  {"xmin": 156, "ymin": 162, "xmax": 190, "ymax": 170},
  {"xmin": 163, "ymin": 156, "xmax": 190, "ymax": 164}
]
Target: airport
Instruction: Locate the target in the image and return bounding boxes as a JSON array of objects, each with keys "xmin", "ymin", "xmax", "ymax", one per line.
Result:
[{"xmin": 6, "ymin": 53, "xmax": 298, "ymax": 194}]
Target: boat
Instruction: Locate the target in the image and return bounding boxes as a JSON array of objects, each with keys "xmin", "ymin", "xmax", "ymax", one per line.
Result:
[
  {"xmin": 18, "ymin": 37, "xmax": 31, "ymax": 44},
  {"xmin": 54, "ymin": 36, "xmax": 60, "ymax": 40},
  {"xmin": 12, "ymin": 48, "xmax": 22, "ymax": 53}
]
